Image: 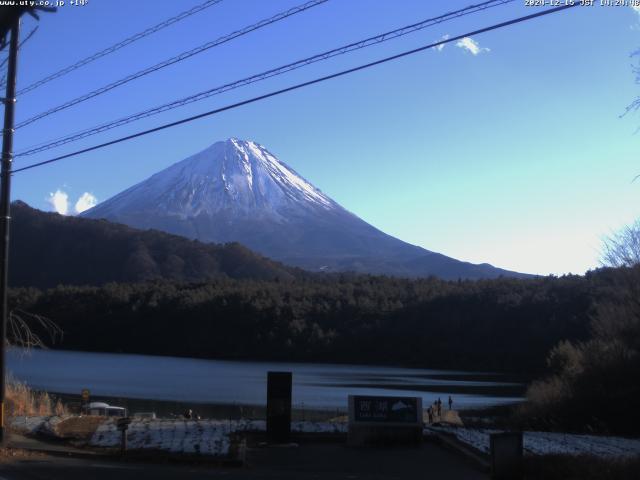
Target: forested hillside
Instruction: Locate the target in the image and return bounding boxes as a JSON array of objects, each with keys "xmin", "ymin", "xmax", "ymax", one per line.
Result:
[
  {"xmin": 10, "ymin": 270, "xmax": 604, "ymax": 372},
  {"xmin": 10, "ymin": 201, "xmax": 298, "ymax": 287}
]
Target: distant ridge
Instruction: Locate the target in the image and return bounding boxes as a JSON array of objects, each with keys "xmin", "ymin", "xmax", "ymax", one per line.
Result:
[
  {"xmin": 83, "ymin": 138, "xmax": 531, "ymax": 280},
  {"xmin": 10, "ymin": 201, "xmax": 297, "ymax": 288}
]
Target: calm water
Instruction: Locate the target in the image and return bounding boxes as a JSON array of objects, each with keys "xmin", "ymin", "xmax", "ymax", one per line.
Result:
[{"xmin": 7, "ymin": 349, "xmax": 524, "ymax": 409}]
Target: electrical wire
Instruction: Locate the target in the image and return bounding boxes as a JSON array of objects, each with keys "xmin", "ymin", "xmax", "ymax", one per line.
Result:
[
  {"xmin": 17, "ymin": 0, "xmax": 226, "ymax": 96},
  {"xmin": 0, "ymin": 25, "xmax": 38, "ymax": 71},
  {"xmin": 12, "ymin": 3, "xmax": 579, "ymax": 175},
  {"xmin": 15, "ymin": 0, "xmax": 329, "ymax": 129},
  {"xmin": 0, "ymin": 26, "xmax": 39, "ymax": 88},
  {"xmin": 16, "ymin": 0, "xmax": 513, "ymax": 156}
]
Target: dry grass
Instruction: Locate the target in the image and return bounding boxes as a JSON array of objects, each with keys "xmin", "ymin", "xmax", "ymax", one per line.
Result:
[
  {"xmin": 0, "ymin": 447, "xmax": 45, "ymax": 463},
  {"xmin": 5, "ymin": 380, "xmax": 65, "ymax": 417}
]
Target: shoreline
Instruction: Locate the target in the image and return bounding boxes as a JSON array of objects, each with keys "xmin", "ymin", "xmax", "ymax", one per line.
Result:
[
  {"xmin": 50, "ymin": 391, "xmax": 348, "ymax": 422},
  {"xmin": 8, "ymin": 348, "xmax": 528, "ymax": 408},
  {"xmin": 7, "ymin": 346, "xmax": 540, "ymax": 376}
]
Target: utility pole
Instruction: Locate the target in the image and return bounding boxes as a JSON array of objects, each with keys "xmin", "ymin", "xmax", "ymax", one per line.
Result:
[{"xmin": 0, "ymin": 15, "xmax": 20, "ymax": 444}]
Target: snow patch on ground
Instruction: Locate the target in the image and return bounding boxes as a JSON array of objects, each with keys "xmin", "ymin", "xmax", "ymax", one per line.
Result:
[
  {"xmin": 427, "ymin": 426, "xmax": 640, "ymax": 459},
  {"xmin": 17, "ymin": 416, "xmax": 639, "ymax": 460},
  {"xmin": 91, "ymin": 418, "xmax": 231, "ymax": 456},
  {"xmin": 89, "ymin": 418, "xmax": 345, "ymax": 457},
  {"xmin": 11, "ymin": 415, "xmax": 48, "ymax": 434},
  {"xmin": 292, "ymin": 421, "xmax": 347, "ymax": 434},
  {"xmin": 11, "ymin": 415, "xmax": 73, "ymax": 437}
]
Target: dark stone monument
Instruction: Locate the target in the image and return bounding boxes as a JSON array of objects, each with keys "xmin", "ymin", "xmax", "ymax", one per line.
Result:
[
  {"xmin": 348, "ymin": 395, "xmax": 423, "ymax": 446},
  {"xmin": 266, "ymin": 371, "xmax": 292, "ymax": 443},
  {"xmin": 490, "ymin": 431, "xmax": 523, "ymax": 480}
]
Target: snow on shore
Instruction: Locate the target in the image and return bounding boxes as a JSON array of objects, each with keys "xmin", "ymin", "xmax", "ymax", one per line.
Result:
[
  {"xmin": 90, "ymin": 418, "xmax": 242, "ymax": 456},
  {"xmin": 428, "ymin": 426, "xmax": 640, "ymax": 459},
  {"xmin": 89, "ymin": 418, "xmax": 346, "ymax": 456},
  {"xmin": 19, "ymin": 415, "xmax": 638, "ymax": 460},
  {"xmin": 11, "ymin": 415, "xmax": 52, "ymax": 434}
]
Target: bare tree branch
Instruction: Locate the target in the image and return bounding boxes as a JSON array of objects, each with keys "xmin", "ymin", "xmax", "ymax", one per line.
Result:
[
  {"xmin": 601, "ymin": 220, "xmax": 640, "ymax": 268},
  {"xmin": 7, "ymin": 308, "xmax": 62, "ymax": 350}
]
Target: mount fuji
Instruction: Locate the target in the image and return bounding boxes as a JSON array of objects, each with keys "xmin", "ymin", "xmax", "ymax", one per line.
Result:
[{"xmin": 82, "ymin": 138, "xmax": 528, "ymax": 279}]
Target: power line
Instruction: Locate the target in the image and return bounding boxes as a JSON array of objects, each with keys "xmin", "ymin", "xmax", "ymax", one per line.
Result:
[
  {"xmin": 17, "ymin": 0, "xmax": 226, "ymax": 96},
  {"xmin": 0, "ymin": 25, "xmax": 38, "ymax": 88},
  {"xmin": 12, "ymin": 3, "xmax": 578, "ymax": 175},
  {"xmin": 0, "ymin": 25, "xmax": 38, "ymax": 71},
  {"xmin": 16, "ymin": 0, "xmax": 514, "ymax": 157},
  {"xmin": 15, "ymin": 0, "xmax": 329, "ymax": 129}
]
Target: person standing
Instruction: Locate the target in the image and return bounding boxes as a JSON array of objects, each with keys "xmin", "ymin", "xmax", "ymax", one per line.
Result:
[
  {"xmin": 448, "ymin": 395, "xmax": 453, "ymax": 411},
  {"xmin": 437, "ymin": 398, "xmax": 442, "ymax": 417}
]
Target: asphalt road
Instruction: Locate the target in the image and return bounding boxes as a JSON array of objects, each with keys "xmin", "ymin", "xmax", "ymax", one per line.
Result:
[{"xmin": 0, "ymin": 442, "xmax": 488, "ymax": 480}]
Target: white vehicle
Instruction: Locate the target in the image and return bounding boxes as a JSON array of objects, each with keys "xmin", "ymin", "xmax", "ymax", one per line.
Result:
[{"xmin": 86, "ymin": 401, "xmax": 128, "ymax": 417}]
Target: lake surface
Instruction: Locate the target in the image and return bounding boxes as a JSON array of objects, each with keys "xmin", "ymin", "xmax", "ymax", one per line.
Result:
[{"xmin": 7, "ymin": 349, "xmax": 524, "ymax": 409}]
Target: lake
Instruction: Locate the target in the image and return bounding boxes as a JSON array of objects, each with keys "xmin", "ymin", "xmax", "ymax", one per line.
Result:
[{"xmin": 7, "ymin": 349, "xmax": 525, "ymax": 410}]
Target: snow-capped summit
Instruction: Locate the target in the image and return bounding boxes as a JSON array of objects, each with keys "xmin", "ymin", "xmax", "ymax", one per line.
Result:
[
  {"xmin": 91, "ymin": 138, "xmax": 335, "ymax": 220},
  {"xmin": 83, "ymin": 138, "xmax": 528, "ymax": 279}
]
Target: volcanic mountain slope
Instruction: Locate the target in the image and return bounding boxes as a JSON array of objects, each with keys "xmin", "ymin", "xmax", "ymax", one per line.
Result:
[{"xmin": 83, "ymin": 138, "xmax": 529, "ymax": 280}]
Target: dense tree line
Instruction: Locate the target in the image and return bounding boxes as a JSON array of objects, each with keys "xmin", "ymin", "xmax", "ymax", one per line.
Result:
[
  {"xmin": 9, "ymin": 270, "xmax": 608, "ymax": 372},
  {"xmin": 520, "ymin": 262, "xmax": 640, "ymax": 435}
]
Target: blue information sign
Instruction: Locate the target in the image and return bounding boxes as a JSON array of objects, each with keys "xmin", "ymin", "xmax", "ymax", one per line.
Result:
[{"xmin": 352, "ymin": 395, "xmax": 419, "ymax": 423}]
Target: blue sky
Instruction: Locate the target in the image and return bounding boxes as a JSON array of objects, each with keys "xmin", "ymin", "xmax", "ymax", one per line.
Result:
[{"xmin": 8, "ymin": 0, "xmax": 640, "ymax": 276}]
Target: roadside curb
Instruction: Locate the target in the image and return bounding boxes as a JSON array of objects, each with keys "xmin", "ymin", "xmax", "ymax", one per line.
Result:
[
  {"xmin": 11, "ymin": 442, "xmax": 244, "ymax": 466},
  {"xmin": 8, "ymin": 444, "xmax": 108, "ymax": 460},
  {"xmin": 429, "ymin": 432, "xmax": 490, "ymax": 473},
  {"xmin": 116, "ymin": 450, "xmax": 245, "ymax": 467}
]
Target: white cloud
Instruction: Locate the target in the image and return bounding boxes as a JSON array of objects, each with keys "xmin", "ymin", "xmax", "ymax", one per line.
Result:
[
  {"xmin": 74, "ymin": 192, "xmax": 97, "ymax": 214},
  {"xmin": 46, "ymin": 189, "xmax": 98, "ymax": 215},
  {"xmin": 47, "ymin": 190, "xmax": 69, "ymax": 215},
  {"xmin": 632, "ymin": 5, "xmax": 640, "ymax": 15},
  {"xmin": 455, "ymin": 37, "xmax": 490, "ymax": 55},
  {"xmin": 434, "ymin": 34, "xmax": 450, "ymax": 52}
]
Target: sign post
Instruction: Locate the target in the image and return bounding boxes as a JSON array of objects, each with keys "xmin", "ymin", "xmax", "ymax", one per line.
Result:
[
  {"xmin": 81, "ymin": 389, "xmax": 90, "ymax": 412},
  {"xmin": 116, "ymin": 417, "xmax": 132, "ymax": 455},
  {"xmin": 348, "ymin": 395, "xmax": 423, "ymax": 446},
  {"xmin": 266, "ymin": 371, "xmax": 292, "ymax": 444}
]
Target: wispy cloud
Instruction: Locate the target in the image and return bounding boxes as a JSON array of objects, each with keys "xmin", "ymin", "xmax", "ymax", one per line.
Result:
[
  {"xmin": 74, "ymin": 192, "xmax": 97, "ymax": 214},
  {"xmin": 632, "ymin": 5, "xmax": 640, "ymax": 15},
  {"xmin": 456, "ymin": 37, "xmax": 490, "ymax": 55},
  {"xmin": 47, "ymin": 190, "xmax": 69, "ymax": 215},
  {"xmin": 434, "ymin": 34, "xmax": 450, "ymax": 52}
]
